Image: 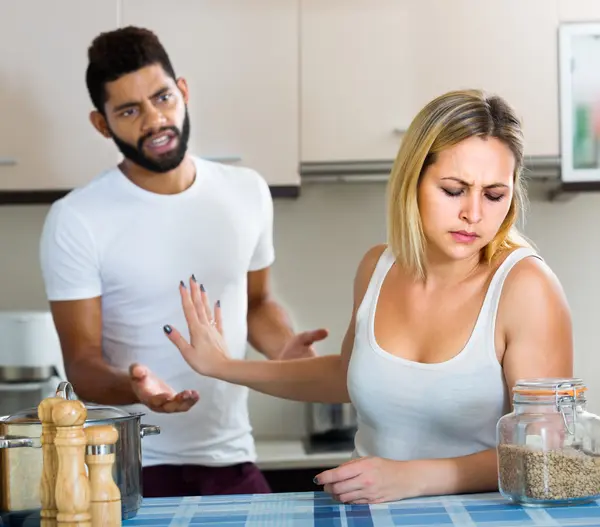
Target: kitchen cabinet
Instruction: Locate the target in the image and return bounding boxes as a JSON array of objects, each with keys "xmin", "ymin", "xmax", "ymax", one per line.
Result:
[
  {"xmin": 559, "ymin": 0, "xmax": 600, "ymax": 22},
  {"xmin": 408, "ymin": 0, "xmax": 560, "ymax": 158},
  {"xmin": 300, "ymin": 0, "xmax": 560, "ymax": 163},
  {"xmin": 300, "ymin": 0, "xmax": 418, "ymax": 163},
  {"xmin": 0, "ymin": 2, "xmax": 119, "ymax": 192},
  {"xmin": 120, "ymin": 0, "xmax": 300, "ymax": 188}
]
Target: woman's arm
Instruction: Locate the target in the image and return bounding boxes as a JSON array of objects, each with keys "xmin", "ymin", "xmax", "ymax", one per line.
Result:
[
  {"xmin": 165, "ymin": 245, "xmax": 387, "ymax": 404},
  {"xmin": 316, "ymin": 448, "xmax": 499, "ymax": 503},
  {"xmin": 204, "ymin": 343, "xmax": 351, "ymax": 403},
  {"xmin": 498, "ymin": 255, "xmax": 573, "ymax": 390}
]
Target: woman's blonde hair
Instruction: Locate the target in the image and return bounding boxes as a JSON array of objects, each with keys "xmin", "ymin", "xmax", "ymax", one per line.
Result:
[{"xmin": 386, "ymin": 89, "xmax": 531, "ymax": 279}]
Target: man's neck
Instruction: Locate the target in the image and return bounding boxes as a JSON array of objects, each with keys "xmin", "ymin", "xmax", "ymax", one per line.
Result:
[{"xmin": 118, "ymin": 155, "xmax": 196, "ymax": 195}]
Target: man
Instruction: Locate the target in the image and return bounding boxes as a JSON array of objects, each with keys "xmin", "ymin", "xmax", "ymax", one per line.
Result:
[{"xmin": 39, "ymin": 26, "xmax": 327, "ymax": 498}]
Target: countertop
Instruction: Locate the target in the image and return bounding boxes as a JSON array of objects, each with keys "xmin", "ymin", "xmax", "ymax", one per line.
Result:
[
  {"xmin": 121, "ymin": 491, "xmax": 600, "ymax": 526},
  {"xmin": 254, "ymin": 438, "xmax": 352, "ymax": 470}
]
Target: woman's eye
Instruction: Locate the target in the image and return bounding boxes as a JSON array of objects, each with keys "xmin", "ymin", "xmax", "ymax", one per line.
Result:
[
  {"xmin": 486, "ymin": 194, "xmax": 504, "ymax": 202},
  {"xmin": 442, "ymin": 188, "xmax": 463, "ymax": 197}
]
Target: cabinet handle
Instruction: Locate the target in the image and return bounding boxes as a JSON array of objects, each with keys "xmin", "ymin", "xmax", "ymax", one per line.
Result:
[
  {"xmin": 201, "ymin": 156, "xmax": 242, "ymax": 163},
  {"xmin": 0, "ymin": 158, "xmax": 17, "ymax": 166},
  {"xmin": 303, "ymin": 174, "xmax": 389, "ymax": 184}
]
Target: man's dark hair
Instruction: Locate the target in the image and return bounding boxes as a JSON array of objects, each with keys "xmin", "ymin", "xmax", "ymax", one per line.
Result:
[{"xmin": 85, "ymin": 26, "xmax": 177, "ymax": 114}]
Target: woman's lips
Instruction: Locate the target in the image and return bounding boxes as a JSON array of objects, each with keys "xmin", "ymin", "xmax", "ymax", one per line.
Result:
[{"xmin": 450, "ymin": 231, "xmax": 479, "ymax": 243}]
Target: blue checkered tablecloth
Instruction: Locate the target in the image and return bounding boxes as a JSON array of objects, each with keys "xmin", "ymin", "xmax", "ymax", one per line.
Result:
[{"xmin": 121, "ymin": 491, "xmax": 600, "ymax": 526}]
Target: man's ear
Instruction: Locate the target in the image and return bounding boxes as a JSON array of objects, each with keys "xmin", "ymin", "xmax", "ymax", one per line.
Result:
[
  {"xmin": 176, "ymin": 77, "xmax": 189, "ymax": 104},
  {"xmin": 89, "ymin": 110, "xmax": 112, "ymax": 138}
]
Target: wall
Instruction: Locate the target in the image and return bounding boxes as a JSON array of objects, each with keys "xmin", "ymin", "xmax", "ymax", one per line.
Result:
[{"xmin": 0, "ymin": 181, "xmax": 598, "ymax": 438}]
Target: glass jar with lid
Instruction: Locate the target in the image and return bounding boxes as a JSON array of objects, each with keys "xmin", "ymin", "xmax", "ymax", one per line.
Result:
[{"xmin": 497, "ymin": 378, "xmax": 600, "ymax": 506}]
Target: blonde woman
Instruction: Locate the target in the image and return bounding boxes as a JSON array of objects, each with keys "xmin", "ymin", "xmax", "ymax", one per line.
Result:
[{"xmin": 164, "ymin": 89, "xmax": 573, "ymax": 504}]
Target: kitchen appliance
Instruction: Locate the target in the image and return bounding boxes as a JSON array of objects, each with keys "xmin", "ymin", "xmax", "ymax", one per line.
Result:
[
  {"xmin": 0, "ymin": 310, "xmax": 67, "ymax": 421},
  {"xmin": 0, "ymin": 381, "xmax": 160, "ymax": 520},
  {"xmin": 0, "ymin": 310, "xmax": 66, "ymax": 384},
  {"xmin": 304, "ymin": 402, "xmax": 357, "ymax": 454}
]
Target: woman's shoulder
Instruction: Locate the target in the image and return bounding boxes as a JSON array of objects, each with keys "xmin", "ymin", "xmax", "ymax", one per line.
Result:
[
  {"xmin": 497, "ymin": 247, "xmax": 570, "ymax": 329},
  {"xmin": 351, "ymin": 244, "xmax": 390, "ymax": 305},
  {"xmin": 356, "ymin": 244, "xmax": 390, "ymax": 279},
  {"xmin": 497, "ymin": 247, "xmax": 559, "ymax": 293}
]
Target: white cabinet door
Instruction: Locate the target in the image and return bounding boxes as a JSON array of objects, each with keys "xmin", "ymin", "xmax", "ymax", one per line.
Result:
[
  {"xmin": 408, "ymin": 0, "xmax": 560, "ymax": 158},
  {"xmin": 300, "ymin": 0, "xmax": 418, "ymax": 162},
  {"xmin": 121, "ymin": 0, "xmax": 300, "ymax": 187},
  {"xmin": 559, "ymin": 0, "xmax": 600, "ymax": 21},
  {"xmin": 0, "ymin": 2, "xmax": 119, "ymax": 191},
  {"xmin": 301, "ymin": 0, "xmax": 560, "ymax": 162}
]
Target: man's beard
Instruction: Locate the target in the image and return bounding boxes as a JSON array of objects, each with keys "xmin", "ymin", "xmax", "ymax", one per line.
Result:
[{"xmin": 110, "ymin": 107, "xmax": 191, "ymax": 173}]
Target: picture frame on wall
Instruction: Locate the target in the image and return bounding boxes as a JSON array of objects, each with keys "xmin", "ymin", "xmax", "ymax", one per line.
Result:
[{"xmin": 558, "ymin": 22, "xmax": 600, "ymax": 187}]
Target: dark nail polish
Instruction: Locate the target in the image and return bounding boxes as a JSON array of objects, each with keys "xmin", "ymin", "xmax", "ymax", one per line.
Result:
[
  {"xmin": 180, "ymin": 280, "xmax": 185, "ymax": 288},
  {"xmin": 163, "ymin": 325, "xmax": 172, "ymax": 334},
  {"xmin": 216, "ymin": 300, "xmax": 221, "ymax": 307},
  {"xmin": 191, "ymin": 274, "xmax": 197, "ymax": 283},
  {"xmin": 200, "ymin": 283, "xmax": 206, "ymax": 292},
  {"xmin": 313, "ymin": 477, "xmax": 319, "ymax": 485}
]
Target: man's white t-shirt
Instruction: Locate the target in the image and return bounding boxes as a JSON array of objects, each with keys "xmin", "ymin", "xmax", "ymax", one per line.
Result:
[{"xmin": 39, "ymin": 156, "xmax": 275, "ymax": 467}]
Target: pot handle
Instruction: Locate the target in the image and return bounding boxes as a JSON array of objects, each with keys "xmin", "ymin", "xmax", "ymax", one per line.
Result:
[
  {"xmin": 140, "ymin": 424, "xmax": 160, "ymax": 438},
  {"xmin": 56, "ymin": 381, "xmax": 75, "ymax": 400},
  {"xmin": 0, "ymin": 436, "xmax": 35, "ymax": 449}
]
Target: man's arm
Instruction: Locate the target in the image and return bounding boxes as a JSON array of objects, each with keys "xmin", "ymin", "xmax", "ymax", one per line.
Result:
[
  {"xmin": 246, "ymin": 268, "xmax": 296, "ymax": 360},
  {"xmin": 50, "ymin": 297, "xmax": 137, "ymax": 405}
]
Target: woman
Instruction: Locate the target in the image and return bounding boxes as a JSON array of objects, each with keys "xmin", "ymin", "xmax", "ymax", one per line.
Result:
[{"xmin": 164, "ymin": 89, "xmax": 573, "ymax": 504}]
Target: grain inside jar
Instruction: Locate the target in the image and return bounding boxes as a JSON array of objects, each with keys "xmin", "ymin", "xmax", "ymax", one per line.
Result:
[{"xmin": 498, "ymin": 443, "xmax": 600, "ymax": 502}]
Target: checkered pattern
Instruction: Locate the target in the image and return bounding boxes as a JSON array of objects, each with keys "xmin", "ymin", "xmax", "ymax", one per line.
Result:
[{"xmin": 121, "ymin": 491, "xmax": 600, "ymax": 526}]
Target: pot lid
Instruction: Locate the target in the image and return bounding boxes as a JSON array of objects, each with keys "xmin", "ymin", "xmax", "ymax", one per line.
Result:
[{"xmin": 0, "ymin": 381, "xmax": 135, "ymax": 424}]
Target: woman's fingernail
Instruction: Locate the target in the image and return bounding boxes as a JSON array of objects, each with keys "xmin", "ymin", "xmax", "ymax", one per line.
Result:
[
  {"xmin": 200, "ymin": 283, "xmax": 206, "ymax": 292},
  {"xmin": 180, "ymin": 280, "xmax": 185, "ymax": 288},
  {"xmin": 191, "ymin": 274, "xmax": 197, "ymax": 283},
  {"xmin": 313, "ymin": 477, "xmax": 319, "ymax": 485},
  {"xmin": 216, "ymin": 300, "xmax": 221, "ymax": 308},
  {"xmin": 163, "ymin": 325, "xmax": 172, "ymax": 334}
]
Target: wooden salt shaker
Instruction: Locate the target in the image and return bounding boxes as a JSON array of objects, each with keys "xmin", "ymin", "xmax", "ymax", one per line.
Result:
[
  {"xmin": 38, "ymin": 396, "xmax": 64, "ymax": 527},
  {"xmin": 52, "ymin": 399, "xmax": 91, "ymax": 527},
  {"xmin": 84, "ymin": 425, "xmax": 121, "ymax": 527}
]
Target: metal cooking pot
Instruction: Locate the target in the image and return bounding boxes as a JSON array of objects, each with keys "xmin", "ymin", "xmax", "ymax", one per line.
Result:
[{"xmin": 0, "ymin": 381, "xmax": 160, "ymax": 520}]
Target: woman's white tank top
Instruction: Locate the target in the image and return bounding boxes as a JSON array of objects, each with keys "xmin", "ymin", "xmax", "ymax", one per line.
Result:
[{"xmin": 347, "ymin": 246, "xmax": 540, "ymax": 460}]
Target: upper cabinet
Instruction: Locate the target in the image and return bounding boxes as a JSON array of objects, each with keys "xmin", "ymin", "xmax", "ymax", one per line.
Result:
[
  {"xmin": 300, "ymin": 0, "xmax": 419, "ymax": 163},
  {"xmin": 0, "ymin": 2, "xmax": 119, "ymax": 191},
  {"xmin": 406, "ymin": 0, "xmax": 560, "ymax": 158},
  {"xmin": 300, "ymin": 0, "xmax": 561, "ymax": 163},
  {"xmin": 559, "ymin": 0, "xmax": 600, "ymax": 21},
  {"xmin": 120, "ymin": 0, "xmax": 300, "ymax": 187}
]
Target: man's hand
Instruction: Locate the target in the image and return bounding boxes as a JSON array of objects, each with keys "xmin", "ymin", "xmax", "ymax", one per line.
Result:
[
  {"xmin": 279, "ymin": 329, "xmax": 329, "ymax": 360},
  {"xmin": 129, "ymin": 363, "xmax": 199, "ymax": 413}
]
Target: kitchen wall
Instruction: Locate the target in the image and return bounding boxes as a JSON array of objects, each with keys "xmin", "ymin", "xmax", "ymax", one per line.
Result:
[{"xmin": 1, "ymin": 181, "xmax": 599, "ymax": 438}]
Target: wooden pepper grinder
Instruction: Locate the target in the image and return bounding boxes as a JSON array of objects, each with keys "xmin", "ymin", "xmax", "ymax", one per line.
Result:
[
  {"xmin": 84, "ymin": 425, "xmax": 121, "ymax": 527},
  {"xmin": 38, "ymin": 396, "xmax": 64, "ymax": 527},
  {"xmin": 52, "ymin": 399, "xmax": 91, "ymax": 527}
]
